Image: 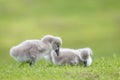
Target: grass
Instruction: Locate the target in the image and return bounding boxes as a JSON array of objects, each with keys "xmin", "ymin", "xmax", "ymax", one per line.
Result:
[{"xmin": 0, "ymin": 56, "xmax": 120, "ymax": 80}]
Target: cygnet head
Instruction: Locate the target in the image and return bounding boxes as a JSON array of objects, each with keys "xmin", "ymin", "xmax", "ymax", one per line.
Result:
[
  {"xmin": 78, "ymin": 48, "xmax": 92, "ymax": 67},
  {"xmin": 41, "ymin": 35, "xmax": 62, "ymax": 56}
]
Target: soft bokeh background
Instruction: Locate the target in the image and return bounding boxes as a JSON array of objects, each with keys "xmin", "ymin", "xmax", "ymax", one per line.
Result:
[{"xmin": 0, "ymin": 0, "xmax": 120, "ymax": 63}]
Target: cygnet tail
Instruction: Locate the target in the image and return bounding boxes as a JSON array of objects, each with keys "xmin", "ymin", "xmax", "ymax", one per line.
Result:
[{"xmin": 10, "ymin": 47, "xmax": 16, "ymax": 58}]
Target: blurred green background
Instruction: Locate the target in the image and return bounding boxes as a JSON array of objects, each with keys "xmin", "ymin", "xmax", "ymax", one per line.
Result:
[{"xmin": 0, "ymin": 0, "xmax": 120, "ymax": 63}]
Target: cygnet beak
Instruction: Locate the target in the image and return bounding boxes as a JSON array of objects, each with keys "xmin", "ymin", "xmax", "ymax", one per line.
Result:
[
  {"xmin": 83, "ymin": 61, "xmax": 87, "ymax": 67},
  {"xmin": 55, "ymin": 48, "xmax": 59, "ymax": 56}
]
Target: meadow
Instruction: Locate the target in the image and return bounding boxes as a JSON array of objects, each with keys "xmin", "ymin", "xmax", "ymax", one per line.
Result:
[{"xmin": 0, "ymin": 0, "xmax": 120, "ymax": 80}]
